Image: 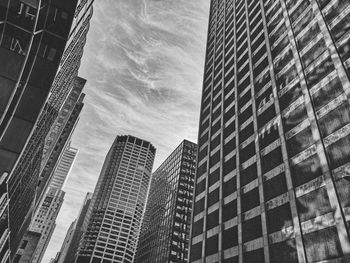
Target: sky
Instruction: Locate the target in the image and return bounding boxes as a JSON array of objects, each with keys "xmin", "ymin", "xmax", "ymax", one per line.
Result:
[{"xmin": 43, "ymin": 0, "xmax": 209, "ymax": 261}]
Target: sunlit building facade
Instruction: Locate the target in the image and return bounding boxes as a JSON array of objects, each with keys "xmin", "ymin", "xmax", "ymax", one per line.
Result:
[
  {"xmin": 26, "ymin": 188, "xmax": 65, "ymax": 263},
  {"xmin": 135, "ymin": 140, "xmax": 197, "ymax": 263},
  {"xmin": 49, "ymin": 143, "xmax": 78, "ymax": 190},
  {"xmin": 76, "ymin": 135, "xmax": 156, "ymax": 263},
  {"xmin": 190, "ymin": 0, "xmax": 350, "ymax": 262}
]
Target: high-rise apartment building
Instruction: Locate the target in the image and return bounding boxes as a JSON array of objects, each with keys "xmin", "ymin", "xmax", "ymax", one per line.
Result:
[
  {"xmin": 0, "ymin": 1, "xmax": 83, "ymax": 261},
  {"xmin": 190, "ymin": 0, "xmax": 350, "ymax": 263},
  {"xmin": 54, "ymin": 193, "xmax": 93, "ymax": 263},
  {"xmin": 135, "ymin": 140, "xmax": 197, "ymax": 263},
  {"xmin": 76, "ymin": 135, "xmax": 156, "ymax": 263}
]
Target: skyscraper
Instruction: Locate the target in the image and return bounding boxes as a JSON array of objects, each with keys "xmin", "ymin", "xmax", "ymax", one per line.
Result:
[
  {"xmin": 190, "ymin": 0, "xmax": 350, "ymax": 263},
  {"xmin": 0, "ymin": 1, "xmax": 83, "ymax": 260},
  {"xmin": 55, "ymin": 193, "xmax": 93, "ymax": 263},
  {"xmin": 14, "ymin": 142, "xmax": 79, "ymax": 263},
  {"xmin": 37, "ymin": 84, "xmax": 84, "ymax": 203},
  {"xmin": 10, "ymin": 89, "xmax": 85, "ymax": 257},
  {"xmin": 135, "ymin": 140, "xmax": 197, "ymax": 263},
  {"xmin": 26, "ymin": 188, "xmax": 65, "ymax": 263},
  {"xmin": 49, "ymin": 143, "xmax": 78, "ymax": 190},
  {"xmin": 76, "ymin": 135, "xmax": 156, "ymax": 263}
]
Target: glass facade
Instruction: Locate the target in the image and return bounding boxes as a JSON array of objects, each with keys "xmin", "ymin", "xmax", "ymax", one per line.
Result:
[
  {"xmin": 190, "ymin": 0, "xmax": 350, "ymax": 262},
  {"xmin": 76, "ymin": 135, "xmax": 156, "ymax": 263},
  {"xmin": 7, "ymin": 0, "xmax": 93, "ymax": 254},
  {"xmin": 0, "ymin": 1, "xmax": 81, "ymax": 261},
  {"xmin": 135, "ymin": 140, "xmax": 197, "ymax": 263}
]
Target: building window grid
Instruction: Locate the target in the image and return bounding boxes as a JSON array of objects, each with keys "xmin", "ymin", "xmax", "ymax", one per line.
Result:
[{"xmin": 191, "ymin": 0, "xmax": 350, "ymax": 262}]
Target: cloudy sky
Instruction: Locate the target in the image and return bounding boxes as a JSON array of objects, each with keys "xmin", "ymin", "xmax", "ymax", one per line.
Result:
[{"xmin": 43, "ymin": 0, "xmax": 209, "ymax": 261}]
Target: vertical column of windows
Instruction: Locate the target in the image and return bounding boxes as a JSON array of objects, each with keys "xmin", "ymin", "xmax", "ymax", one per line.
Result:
[
  {"xmin": 233, "ymin": 1, "xmax": 249, "ymax": 263},
  {"xmin": 312, "ymin": 0, "xmax": 350, "ymax": 241},
  {"xmin": 280, "ymin": 0, "xmax": 350, "ymax": 261},
  {"xmin": 238, "ymin": 0, "xmax": 267, "ymax": 262},
  {"xmin": 221, "ymin": 0, "xmax": 239, "ymax": 263},
  {"xmin": 205, "ymin": 0, "xmax": 225, "ymax": 260},
  {"xmin": 258, "ymin": 0, "xmax": 308, "ymax": 262},
  {"xmin": 191, "ymin": 0, "xmax": 219, "ymax": 262}
]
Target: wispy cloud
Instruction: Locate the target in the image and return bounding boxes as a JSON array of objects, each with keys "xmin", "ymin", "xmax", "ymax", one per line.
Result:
[{"xmin": 43, "ymin": 0, "xmax": 209, "ymax": 261}]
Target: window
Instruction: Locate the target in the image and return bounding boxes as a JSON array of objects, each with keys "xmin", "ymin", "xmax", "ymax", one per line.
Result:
[
  {"xmin": 304, "ymin": 227, "xmax": 342, "ymax": 262},
  {"xmin": 267, "ymin": 203, "xmax": 293, "ymax": 233},
  {"xmin": 264, "ymin": 173, "xmax": 287, "ymax": 201},
  {"xmin": 270, "ymin": 240, "xmax": 298, "ymax": 263},
  {"xmin": 286, "ymin": 127, "xmax": 314, "ymax": 156},
  {"xmin": 243, "ymin": 248, "xmax": 265, "ymax": 263},
  {"xmin": 223, "ymin": 199, "xmax": 237, "ymax": 221},
  {"xmin": 241, "ymin": 188, "xmax": 260, "ymax": 213},
  {"xmin": 208, "ymin": 188, "xmax": 219, "ymax": 207},
  {"xmin": 222, "ymin": 226, "xmax": 238, "ymax": 249},
  {"xmin": 207, "ymin": 210, "xmax": 219, "ymax": 230},
  {"xmin": 242, "ymin": 216, "xmax": 262, "ymax": 243},
  {"xmin": 297, "ymin": 187, "xmax": 332, "ymax": 222},
  {"xmin": 240, "ymin": 163, "xmax": 258, "ymax": 186},
  {"xmin": 326, "ymin": 134, "xmax": 350, "ymax": 169},
  {"xmin": 319, "ymin": 102, "xmax": 350, "ymax": 138},
  {"xmin": 205, "ymin": 235, "xmax": 219, "ymax": 256},
  {"xmin": 261, "ymin": 147, "xmax": 283, "ymax": 174},
  {"xmin": 192, "ymin": 218, "xmax": 204, "ymax": 236}
]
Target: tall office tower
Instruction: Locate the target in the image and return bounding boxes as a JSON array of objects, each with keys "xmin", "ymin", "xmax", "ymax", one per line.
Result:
[
  {"xmin": 76, "ymin": 135, "xmax": 156, "ymax": 263},
  {"xmin": 49, "ymin": 143, "xmax": 78, "ymax": 190},
  {"xmin": 36, "ymin": 79, "xmax": 84, "ymax": 203},
  {"xmin": 10, "ymin": 91, "xmax": 85, "ymax": 256},
  {"xmin": 0, "ymin": 0, "xmax": 92, "ymax": 258},
  {"xmin": 0, "ymin": 1, "xmax": 80, "ymax": 261},
  {"xmin": 37, "ymin": 78, "xmax": 84, "ymax": 195},
  {"xmin": 135, "ymin": 140, "xmax": 197, "ymax": 263},
  {"xmin": 190, "ymin": 0, "xmax": 350, "ymax": 263},
  {"xmin": 9, "ymin": 0, "xmax": 93, "ymax": 256},
  {"xmin": 14, "ymin": 142, "xmax": 79, "ymax": 262},
  {"xmin": 55, "ymin": 193, "xmax": 93, "ymax": 263},
  {"xmin": 41, "ymin": 77, "xmax": 85, "ymax": 175},
  {"xmin": 16, "ymin": 188, "xmax": 65, "ymax": 263}
]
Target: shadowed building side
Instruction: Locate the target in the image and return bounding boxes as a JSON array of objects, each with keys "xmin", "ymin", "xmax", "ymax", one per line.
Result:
[
  {"xmin": 135, "ymin": 140, "xmax": 197, "ymax": 263},
  {"xmin": 0, "ymin": 1, "xmax": 81, "ymax": 260}
]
